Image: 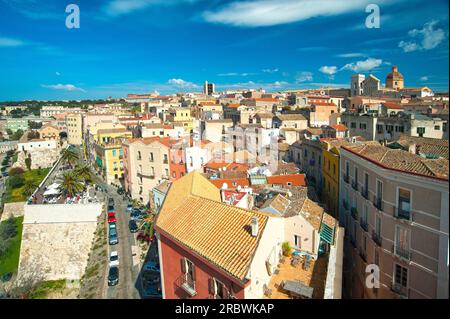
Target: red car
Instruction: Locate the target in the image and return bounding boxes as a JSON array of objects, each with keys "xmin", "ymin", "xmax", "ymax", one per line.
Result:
[{"xmin": 108, "ymin": 212, "xmax": 116, "ymax": 223}]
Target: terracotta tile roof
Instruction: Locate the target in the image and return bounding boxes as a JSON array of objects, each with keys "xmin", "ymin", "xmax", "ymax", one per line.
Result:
[
  {"xmin": 343, "ymin": 143, "xmax": 449, "ymax": 180},
  {"xmin": 267, "ymin": 174, "xmax": 307, "ymax": 186},
  {"xmin": 96, "ymin": 128, "xmax": 131, "ymax": 135},
  {"xmin": 330, "ymin": 124, "xmax": 348, "ymax": 131},
  {"xmin": 210, "ymin": 177, "xmax": 250, "ymax": 189},
  {"xmin": 261, "ymin": 194, "xmax": 291, "ymax": 215},
  {"xmin": 253, "ymin": 98, "xmax": 279, "ymax": 102},
  {"xmin": 393, "ymin": 135, "xmax": 449, "ymax": 159},
  {"xmin": 299, "ymin": 199, "xmax": 324, "ymax": 230},
  {"xmin": 155, "ymin": 172, "xmax": 268, "ymax": 282},
  {"xmin": 383, "ymin": 102, "xmax": 404, "ymax": 110},
  {"xmin": 227, "ymin": 103, "xmax": 241, "ymax": 108}
]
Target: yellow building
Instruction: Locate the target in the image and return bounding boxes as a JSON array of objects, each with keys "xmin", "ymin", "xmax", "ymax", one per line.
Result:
[
  {"xmin": 173, "ymin": 108, "xmax": 194, "ymax": 133},
  {"xmin": 322, "ymin": 139, "xmax": 352, "ymax": 218},
  {"xmin": 39, "ymin": 124, "xmax": 60, "ymax": 140},
  {"xmin": 94, "ymin": 139, "xmax": 125, "ymax": 185}
]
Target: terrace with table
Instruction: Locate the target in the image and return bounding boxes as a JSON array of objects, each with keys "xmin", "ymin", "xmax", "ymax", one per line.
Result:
[{"xmin": 263, "ymin": 252, "xmax": 329, "ymax": 299}]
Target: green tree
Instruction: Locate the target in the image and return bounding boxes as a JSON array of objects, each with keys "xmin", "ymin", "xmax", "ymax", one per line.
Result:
[
  {"xmin": 74, "ymin": 164, "xmax": 92, "ymax": 184},
  {"xmin": 60, "ymin": 148, "xmax": 79, "ymax": 168},
  {"xmin": 58, "ymin": 171, "xmax": 85, "ymax": 197},
  {"xmin": 0, "ymin": 216, "xmax": 18, "ymax": 240},
  {"xmin": 10, "ymin": 129, "xmax": 24, "ymax": 141},
  {"xmin": 8, "ymin": 167, "xmax": 24, "ymax": 176}
]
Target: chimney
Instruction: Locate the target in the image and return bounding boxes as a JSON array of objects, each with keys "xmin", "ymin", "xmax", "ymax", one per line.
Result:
[
  {"xmin": 408, "ymin": 143, "xmax": 416, "ymax": 155},
  {"xmin": 251, "ymin": 217, "xmax": 258, "ymax": 237}
]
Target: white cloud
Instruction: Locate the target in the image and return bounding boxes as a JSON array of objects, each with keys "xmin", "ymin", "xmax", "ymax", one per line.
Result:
[
  {"xmin": 41, "ymin": 84, "xmax": 86, "ymax": 92},
  {"xmin": 336, "ymin": 52, "xmax": 365, "ymax": 58},
  {"xmin": 55, "ymin": 72, "xmax": 61, "ymax": 76},
  {"xmin": 103, "ymin": 0, "xmax": 198, "ymax": 17},
  {"xmin": 217, "ymin": 72, "xmax": 255, "ymax": 77},
  {"xmin": 262, "ymin": 68, "xmax": 279, "ymax": 73},
  {"xmin": 167, "ymin": 78, "xmax": 199, "ymax": 88},
  {"xmin": 399, "ymin": 20, "xmax": 446, "ymax": 53},
  {"xmin": 295, "ymin": 71, "xmax": 313, "ymax": 83},
  {"xmin": 319, "ymin": 66, "xmax": 338, "ymax": 75},
  {"xmin": 341, "ymin": 58, "xmax": 383, "ymax": 73},
  {"xmin": 420, "ymin": 76, "xmax": 429, "ymax": 81},
  {"xmin": 0, "ymin": 36, "xmax": 27, "ymax": 47},
  {"xmin": 203, "ymin": 0, "xmax": 385, "ymax": 27}
]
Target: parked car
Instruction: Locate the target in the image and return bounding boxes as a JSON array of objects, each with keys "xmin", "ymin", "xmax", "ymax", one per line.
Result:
[
  {"xmin": 109, "ymin": 222, "xmax": 116, "ymax": 231},
  {"xmin": 117, "ymin": 187, "xmax": 125, "ymax": 195},
  {"xmin": 129, "ymin": 220, "xmax": 138, "ymax": 233},
  {"xmin": 108, "ymin": 197, "xmax": 114, "ymax": 206},
  {"xmin": 109, "ymin": 228, "xmax": 118, "ymax": 245},
  {"xmin": 143, "ymin": 261, "xmax": 160, "ymax": 273},
  {"xmin": 126, "ymin": 203, "xmax": 133, "ymax": 212},
  {"xmin": 108, "ymin": 212, "xmax": 116, "ymax": 223},
  {"xmin": 107, "ymin": 204, "xmax": 115, "ymax": 212},
  {"xmin": 142, "ymin": 284, "xmax": 162, "ymax": 298},
  {"xmin": 108, "ymin": 267, "xmax": 119, "ymax": 286},
  {"xmin": 109, "ymin": 251, "xmax": 119, "ymax": 267},
  {"xmin": 130, "ymin": 210, "xmax": 141, "ymax": 221},
  {"xmin": 2, "ymin": 172, "xmax": 8, "ymax": 177}
]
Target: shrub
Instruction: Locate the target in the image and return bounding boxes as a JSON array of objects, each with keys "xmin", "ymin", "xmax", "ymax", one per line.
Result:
[
  {"xmin": 8, "ymin": 167, "xmax": 24, "ymax": 176},
  {"xmin": 0, "ymin": 217, "xmax": 18, "ymax": 240},
  {"xmin": 282, "ymin": 241, "xmax": 293, "ymax": 257},
  {"xmin": 8, "ymin": 175, "xmax": 25, "ymax": 188}
]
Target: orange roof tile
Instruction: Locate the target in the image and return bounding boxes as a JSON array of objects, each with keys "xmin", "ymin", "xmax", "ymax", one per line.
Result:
[
  {"xmin": 330, "ymin": 124, "xmax": 348, "ymax": 131},
  {"xmin": 210, "ymin": 178, "xmax": 250, "ymax": 189},
  {"xmin": 155, "ymin": 172, "xmax": 268, "ymax": 282},
  {"xmin": 266, "ymin": 174, "xmax": 307, "ymax": 186}
]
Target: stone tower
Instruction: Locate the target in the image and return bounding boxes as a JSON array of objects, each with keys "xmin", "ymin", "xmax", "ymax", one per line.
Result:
[{"xmin": 386, "ymin": 66, "xmax": 404, "ymax": 90}]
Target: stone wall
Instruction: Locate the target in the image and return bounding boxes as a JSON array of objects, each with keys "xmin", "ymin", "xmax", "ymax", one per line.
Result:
[
  {"xmin": 17, "ymin": 203, "xmax": 102, "ymax": 282},
  {"xmin": 13, "ymin": 148, "xmax": 60, "ymax": 170},
  {"xmin": 0, "ymin": 202, "xmax": 25, "ymax": 222}
]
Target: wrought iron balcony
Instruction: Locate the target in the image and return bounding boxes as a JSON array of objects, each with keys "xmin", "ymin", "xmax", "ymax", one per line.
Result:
[
  {"xmin": 343, "ymin": 174, "xmax": 349, "ymax": 184},
  {"xmin": 343, "ymin": 200, "xmax": 349, "ymax": 210},
  {"xmin": 360, "ymin": 218, "xmax": 368, "ymax": 232},
  {"xmin": 372, "ymin": 230, "xmax": 382, "ymax": 247},
  {"xmin": 351, "ymin": 180, "xmax": 358, "ymax": 191},
  {"xmin": 391, "ymin": 282, "xmax": 408, "ymax": 298},
  {"xmin": 393, "ymin": 245, "xmax": 411, "ymax": 261},
  {"xmin": 361, "ymin": 187, "xmax": 369, "ymax": 200},
  {"xmin": 393, "ymin": 206, "xmax": 411, "ymax": 221},
  {"xmin": 359, "ymin": 249, "xmax": 367, "ymax": 263},
  {"xmin": 176, "ymin": 274, "xmax": 197, "ymax": 297},
  {"xmin": 373, "ymin": 196, "xmax": 383, "ymax": 211},
  {"xmin": 351, "ymin": 207, "xmax": 358, "ymax": 220}
]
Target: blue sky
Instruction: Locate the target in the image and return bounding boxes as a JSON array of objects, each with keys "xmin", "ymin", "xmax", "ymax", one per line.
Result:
[{"xmin": 0, "ymin": 0, "xmax": 448, "ymax": 100}]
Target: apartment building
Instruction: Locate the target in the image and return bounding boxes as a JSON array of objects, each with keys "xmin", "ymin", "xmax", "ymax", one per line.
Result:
[
  {"xmin": 66, "ymin": 113, "xmax": 83, "ymax": 145},
  {"xmin": 93, "ymin": 139, "xmax": 125, "ymax": 185},
  {"xmin": 38, "ymin": 124, "xmax": 60, "ymax": 140},
  {"xmin": 6, "ymin": 118, "xmax": 29, "ymax": 132},
  {"xmin": 40, "ymin": 106, "xmax": 83, "ymax": 118},
  {"xmin": 122, "ymin": 137, "xmax": 188, "ymax": 204},
  {"xmin": 339, "ymin": 142, "xmax": 448, "ymax": 299},
  {"xmin": 201, "ymin": 119, "xmax": 233, "ymax": 143},
  {"xmin": 273, "ymin": 114, "xmax": 308, "ymax": 130},
  {"xmin": 341, "ymin": 112, "xmax": 446, "ymax": 142}
]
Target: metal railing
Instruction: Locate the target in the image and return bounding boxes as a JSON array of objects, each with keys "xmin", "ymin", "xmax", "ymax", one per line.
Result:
[
  {"xmin": 351, "ymin": 180, "xmax": 358, "ymax": 191},
  {"xmin": 343, "ymin": 174, "xmax": 349, "ymax": 184},
  {"xmin": 393, "ymin": 245, "xmax": 411, "ymax": 261},
  {"xmin": 393, "ymin": 206, "xmax": 411, "ymax": 221},
  {"xmin": 176, "ymin": 274, "xmax": 197, "ymax": 297},
  {"xmin": 351, "ymin": 207, "xmax": 358, "ymax": 220},
  {"xmin": 373, "ymin": 195, "xmax": 383, "ymax": 211},
  {"xmin": 372, "ymin": 230, "xmax": 382, "ymax": 246},
  {"xmin": 360, "ymin": 218, "xmax": 368, "ymax": 232},
  {"xmin": 391, "ymin": 282, "xmax": 408, "ymax": 298},
  {"xmin": 361, "ymin": 187, "xmax": 369, "ymax": 200}
]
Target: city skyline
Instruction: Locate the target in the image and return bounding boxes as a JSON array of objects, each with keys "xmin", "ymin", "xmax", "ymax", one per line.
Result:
[{"xmin": 0, "ymin": 0, "xmax": 449, "ymax": 101}]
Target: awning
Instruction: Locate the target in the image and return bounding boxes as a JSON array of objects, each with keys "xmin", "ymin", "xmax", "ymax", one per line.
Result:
[{"xmin": 43, "ymin": 188, "xmax": 61, "ymax": 196}]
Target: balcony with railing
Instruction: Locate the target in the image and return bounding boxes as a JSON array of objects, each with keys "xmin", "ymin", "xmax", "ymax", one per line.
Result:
[
  {"xmin": 343, "ymin": 199, "xmax": 349, "ymax": 210},
  {"xmin": 372, "ymin": 230, "xmax": 382, "ymax": 246},
  {"xmin": 373, "ymin": 195, "xmax": 383, "ymax": 211},
  {"xmin": 360, "ymin": 218, "xmax": 368, "ymax": 232},
  {"xmin": 393, "ymin": 206, "xmax": 411, "ymax": 221},
  {"xmin": 176, "ymin": 274, "xmax": 197, "ymax": 297},
  {"xmin": 359, "ymin": 249, "xmax": 367, "ymax": 263},
  {"xmin": 351, "ymin": 180, "xmax": 358, "ymax": 191},
  {"xmin": 391, "ymin": 282, "xmax": 408, "ymax": 298},
  {"xmin": 393, "ymin": 245, "xmax": 411, "ymax": 261},
  {"xmin": 343, "ymin": 174, "xmax": 349, "ymax": 184},
  {"xmin": 351, "ymin": 207, "xmax": 358, "ymax": 220},
  {"xmin": 361, "ymin": 187, "xmax": 369, "ymax": 200}
]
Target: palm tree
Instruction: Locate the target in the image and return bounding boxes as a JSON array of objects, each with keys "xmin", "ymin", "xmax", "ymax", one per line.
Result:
[
  {"xmin": 58, "ymin": 171, "xmax": 85, "ymax": 197},
  {"xmin": 60, "ymin": 148, "xmax": 79, "ymax": 168},
  {"xmin": 23, "ymin": 180, "xmax": 39, "ymax": 197},
  {"xmin": 74, "ymin": 164, "xmax": 92, "ymax": 184}
]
